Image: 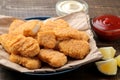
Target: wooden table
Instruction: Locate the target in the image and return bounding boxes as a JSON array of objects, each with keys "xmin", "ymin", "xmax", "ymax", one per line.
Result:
[{"xmin": 0, "ymin": 0, "xmax": 120, "ymax": 80}]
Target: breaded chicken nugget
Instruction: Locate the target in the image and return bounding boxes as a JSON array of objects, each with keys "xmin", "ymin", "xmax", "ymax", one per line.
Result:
[
  {"xmin": 54, "ymin": 19, "xmax": 69, "ymax": 28},
  {"xmin": 40, "ymin": 20, "xmax": 55, "ymax": 31},
  {"xmin": 45, "ymin": 19, "xmax": 69, "ymax": 28},
  {"xmin": 40, "ymin": 19, "xmax": 69, "ymax": 31},
  {"xmin": 38, "ymin": 49, "xmax": 67, "ymax": 67},
  {"xmin": 9, "ymin": 19, "xmax": 25, "ymax": 33},
  {"xmin": 58, "ymin": 39, "xmax": 90, "ymax": 59},
  {"xmin": 54, "ymin": 27, "xmax": 89, "ymax": 41},
  {"xmin": 78, "ymin": 31, "xmax": 89, "ymax": 41},
  {"xmin": 46, "ymin": 19, "xmax": 69, "ymax": 28},
  {"xmin": 9, "ymin": 54, "xmax": 41, "ymax": 69},
  {"xmin": 23, "ymin": 20, "xmax": 43, "ymax": 37},
  {"xmin": 0, "ymin": 34, "xmax": 9, "ymax": 52},
  {"xmin": 0, "ymin": 34, "xmax": 40, "ymax": 57},
  {"xmin": 0, "ymin": 34, "xmax": 24, "ymax": 54},
  {"xmin": 11, "ymin": 35, "xmax": 40, "ymax": 57},
  {"xmin": 37, "ymin": 31, "xmax": 56, "ymax": 49},
  {"xmin": 9, "ymin": 20, "xmax": 43, "ymax": 37}
]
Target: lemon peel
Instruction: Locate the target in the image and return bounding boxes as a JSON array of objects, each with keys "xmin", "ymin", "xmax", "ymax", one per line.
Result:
[
  {"xmin": 95, "ymin": 58, "xmax": 117, "ymax": 75},
  {"xmin": 99, "ymin": 47, "xmax": 116, "ymax": 60}
]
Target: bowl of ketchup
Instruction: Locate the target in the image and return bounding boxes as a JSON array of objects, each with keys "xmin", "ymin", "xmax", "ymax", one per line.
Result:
[{"xmin": 91, "ymin": 14, "xmax": 120, "ymax": 41}]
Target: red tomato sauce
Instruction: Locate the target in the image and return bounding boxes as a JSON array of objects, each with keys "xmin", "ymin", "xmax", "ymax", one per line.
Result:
[{"xmin": 92, "ymin": 15, "xmax": 120, "ymax": 41}]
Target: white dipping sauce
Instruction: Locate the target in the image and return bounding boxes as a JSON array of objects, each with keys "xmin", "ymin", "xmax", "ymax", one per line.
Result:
[{"xmin": 56, "ymin": 0, "xmax": 88, "ymax": 16}]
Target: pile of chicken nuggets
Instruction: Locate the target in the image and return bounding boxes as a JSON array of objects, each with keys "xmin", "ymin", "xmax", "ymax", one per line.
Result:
[{"xmin": 0, "ymin": 18, "xmax": 90, "ymax": 69}]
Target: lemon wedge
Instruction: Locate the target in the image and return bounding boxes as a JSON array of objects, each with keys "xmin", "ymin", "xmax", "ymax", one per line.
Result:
[
  {"xmin": 99, "ymin": 47, "xmax": 116, "ymax": 60},
  {"xmin": 95, "ymin": 58, "xmax": 117, "ymax": 75},
  {"xmin": 115, "ymin": 55, "xmax": 120, "ymax": 67}
]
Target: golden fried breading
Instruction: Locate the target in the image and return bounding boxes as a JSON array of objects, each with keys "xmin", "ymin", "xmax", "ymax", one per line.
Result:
[
  {"xmin": 58, "ymin": 39, "xmax": 90, "ymax": 59},
  {"xmin": 54, "ymin": 19, "xmax": 69, "ymax": 28},
  {"xmin": 9, "ymin": 20, "xmax": 43, "ymax": 37},
  {"xmin": 40, "ymin": 19, "xmax": 69, "ymax": 31},
  {"xmin": 78, "ymin": 31, "xmax": 89, "ymax": 41},
  {"xmin": 9, "ymin": 19, "xmax": 25, "ymax": 34},
  {"xmin": 0, "ymin": 34, "xmax": 9, "ymax": 52},
  {"xmin": 37, "ymin": 31, "xmax": 56, "ymax": 49},
  {"xmin": 0, "ymin": 34, "xmax": 40, "ymax": 57},
  {"xmin": 54, "ymin": 27, "xmax": 89, "ymax": 41},
  {"xmin": 0, "ymin": 34, "xmax": 24, "ymax": 54},
  {"xmin": 38, "ymin": 49, "xmax": 67, "ymax": 67},
  {"xmin": 11, "ymin": 36, "xmax": 40, "ymax": 57},
  {"xmin": 23, "ymin": 20, "xmax": 43, "ymax": 37},
  {"xmin": 45, "ymin": 19, "xmax": 69, "ymax": 28},
  {"xmin": 9, "ymin": 54, "xmax": 41, "ymax": 69},
  {"xmin": 40, "ymin": 20, "xmax": 55, "ymax": 31},
  {"xmin": 47, "ymin": 19, "xmax": 69, "ymax": 28}
]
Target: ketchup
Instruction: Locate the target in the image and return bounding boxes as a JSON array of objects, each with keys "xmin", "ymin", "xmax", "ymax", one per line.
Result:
[{"xmin": 92, "ymin": 15, "xmax": 120, "ymax": 41}]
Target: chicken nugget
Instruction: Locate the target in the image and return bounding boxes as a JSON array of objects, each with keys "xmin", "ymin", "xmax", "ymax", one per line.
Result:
[
  {"xmin": 54, "ymin": 19, "xmax": 69, "ymax": 28},
  {"xmin": 11, "ymin": 36, "xmax": 40, "ymax": 57},
  {"xmin": 38, "ymin": 49, "xmax": 67, "ymax": 67},
  {"xmin": 0, "ymin": 34, "xmax": 40, "ymax": 57},
  {"xmin": 23, "ymin": 20, "xmax": 43, "ymax": 37},
  {"xmin": 37, "ymin": 31, "xmax": 56, "ymax": 49},
  {"xmin": 9, "ymin": 54, "xmax": 41, "ymax": 69},
  {"xmin": 9, "ymin": 20, "xmax": 43, "ymax": 37},
  {"xmin": 44, "ymin": 19, "xmax": 69, "ymax": 28},
  {"xmin": 54, "ymin": 27, "xmax": 89, "ymax": 41},
  {"xmin": 0, "ymin": 34, "xmax": 24, "ymax": 54},
  {"xmin": 9, "ymin": 19, "xmax": 25, "ymax": 34},
  {"xmin": 40, "ymin": 19, "xmax": 69, "ymax": 31},
  {"xmin": 0, "ymin": 34, "xmax": 10, "ymax": 52},
  {"xmin": 58, "ymin": 39, "xmax": 90, "ymax": 59},
  {"xmin": 40, "ymin": 20, "xmax": 55, "ymax": 31},
  {"xmin": 79, "ymin": 31, "xmax": 89, "ymax": 41}
]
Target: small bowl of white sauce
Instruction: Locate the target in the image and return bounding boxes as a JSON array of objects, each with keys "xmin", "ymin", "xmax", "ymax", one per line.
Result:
[{"xmin": 56, "ymin": 0, "xmax": 88, "ymax": 16}]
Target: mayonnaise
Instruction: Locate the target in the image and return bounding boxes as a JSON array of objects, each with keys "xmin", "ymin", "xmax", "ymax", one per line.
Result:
[{"xmin": 56, "ymin": 0, "xmax": 88, "ymax": 16}]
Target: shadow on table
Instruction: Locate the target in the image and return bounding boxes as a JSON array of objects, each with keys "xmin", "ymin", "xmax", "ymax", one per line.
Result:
[{"xmin": 0, "ymin": 62, "xmax": 118, "ymax": 80}]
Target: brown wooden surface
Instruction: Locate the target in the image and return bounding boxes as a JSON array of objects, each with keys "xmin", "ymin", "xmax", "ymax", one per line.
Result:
[{"xmin": 0, "ymin": 0, "xmax": 120, "ymax": 80}]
